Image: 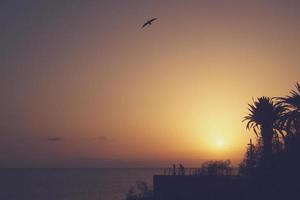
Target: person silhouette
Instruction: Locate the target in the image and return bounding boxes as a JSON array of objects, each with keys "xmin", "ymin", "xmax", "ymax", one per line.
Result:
[
  {"xmin": 173, "ymin": 164, "xmax": 176, "ymax": 175},
  {"xmin": 179, "ymin": 164, "xmax": 185, "ymax": 175}
]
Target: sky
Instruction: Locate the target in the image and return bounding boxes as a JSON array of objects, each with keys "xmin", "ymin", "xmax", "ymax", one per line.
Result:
[{"xmin": 1, "ymin": 0, "xmax": 300, "ymax": 168}]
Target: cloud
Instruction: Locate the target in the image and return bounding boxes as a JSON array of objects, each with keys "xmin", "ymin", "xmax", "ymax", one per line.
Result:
[
  {"xmin": 97, "ymin": 136, "xmax": 108, "ymax": 141},
  {"xmin": 95, "ymin": 135, "xmax": 115, "ymax": 143},
  {"xmin": 47, "ymin": 137, "xmax": 64, "ymax": 142}
]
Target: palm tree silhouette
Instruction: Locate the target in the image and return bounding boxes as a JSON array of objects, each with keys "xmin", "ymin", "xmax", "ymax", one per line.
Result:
[
  {"xmin": 278, "ymin": 83, "xmax": 300, "ymax": 136},
  {"xmin": 243, "ymin": 97, "xmax": 285, "ymax": 160}
]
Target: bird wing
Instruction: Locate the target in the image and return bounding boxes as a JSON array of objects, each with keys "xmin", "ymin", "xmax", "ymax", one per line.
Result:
[
  {"xmin": 141, "ymin": 18, "xmax": 158, "ymax": 28},
  {"xmin": 142, "ymin": 22, "xmax": 149, "ymax": 28},
  {"xmin": 149, "ymin": 18, "xmax": 158, "ymax": 23}
]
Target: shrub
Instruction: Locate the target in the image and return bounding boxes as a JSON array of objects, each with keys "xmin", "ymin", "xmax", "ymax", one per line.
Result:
[{"xmin": 126, "ymin": 181, "xmax": 153, "ymax": 200}]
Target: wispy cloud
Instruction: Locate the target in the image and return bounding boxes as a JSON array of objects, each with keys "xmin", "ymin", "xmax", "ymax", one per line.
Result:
[
  {"xmin": 47, "ymin": 137, "xmax": 64, "ymax": 142},
  {"xmin": 94, "ymin": 135, "xmax": 115, "ymax": 143},
  {"xmin": 97, "ymin": 136, "xmax": 108, "ymax": 141}
]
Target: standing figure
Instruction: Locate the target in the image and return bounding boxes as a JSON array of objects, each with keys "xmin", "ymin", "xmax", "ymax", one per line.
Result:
[
  {"xmin": 173, "ymin": 164, "xmax": 176, "ymax": 175},
  {"xmin": 179, "ymin": 164, "xmax": 185, "ymax": 175}
]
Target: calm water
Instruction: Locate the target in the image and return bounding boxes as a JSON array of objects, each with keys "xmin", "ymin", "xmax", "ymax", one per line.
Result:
[{"xmin": 0, "ymin": 168, "xmax": 160, "ymax": 200}]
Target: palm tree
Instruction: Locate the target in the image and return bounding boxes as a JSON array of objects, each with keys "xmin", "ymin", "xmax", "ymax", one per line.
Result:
[
  {"xmin": 243, "ymin": 96, "xmax": 285, "ymax": 159},
  {"xmin": 278, "ymin": 83, "xmax": 300, "ymax": 136}
]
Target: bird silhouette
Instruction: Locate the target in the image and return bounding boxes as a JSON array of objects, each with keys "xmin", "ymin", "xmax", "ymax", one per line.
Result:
[{"xmin": 142, "ymin": 18, "xmax": 158, "ymax": 28}]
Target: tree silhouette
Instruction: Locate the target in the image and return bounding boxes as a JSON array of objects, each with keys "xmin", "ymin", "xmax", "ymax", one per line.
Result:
[
  {"xmin": 200, "ymin": 160, "xmax": 232, "ymax": 176},
  {"xmin": 239, "ymin": 139, "xmax": 261, "ymax": 176},
  {"xmin": 243, "ymin": 97, "xmax": 285, "ymax": 160},
  {"xmin": 238, "ymin": 84, "xmax": 300, "ymax": 200},
  {"xmin": 278, "ymin": 83, "xmax": 300, "ymax": 137},
  {"xmin": 126, "ymin": 181, "xmax": 153, "ymax": 200}
]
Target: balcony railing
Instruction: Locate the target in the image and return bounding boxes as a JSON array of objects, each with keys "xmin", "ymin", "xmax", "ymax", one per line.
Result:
[{"xmin": 157, "ymin": 167, "xmax": 239, "ymax": 176}]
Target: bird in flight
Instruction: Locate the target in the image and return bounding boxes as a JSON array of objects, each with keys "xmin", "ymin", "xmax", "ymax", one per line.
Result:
[{"xmin": 142, "ymin": 18, "xmax": 158, "ymax": 29}]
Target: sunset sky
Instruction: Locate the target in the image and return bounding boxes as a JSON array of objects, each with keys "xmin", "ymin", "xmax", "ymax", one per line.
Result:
[{"xmin": 1, "ymin": 0, "xmax": 300, "ymax": 168}]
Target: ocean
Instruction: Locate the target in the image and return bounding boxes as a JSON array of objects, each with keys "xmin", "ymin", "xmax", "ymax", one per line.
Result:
[{"xmin": 0, "ymin": 168, "xmax": 160, "ymax": 200}]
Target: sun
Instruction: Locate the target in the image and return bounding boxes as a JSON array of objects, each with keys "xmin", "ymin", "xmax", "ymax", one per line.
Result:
[{"xmin": 215, "ymin": 138, "xmax": 225, "ymax": 149}]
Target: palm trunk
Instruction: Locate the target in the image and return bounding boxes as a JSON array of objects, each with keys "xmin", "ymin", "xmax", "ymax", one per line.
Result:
[{"xmin": 261, "ymin": 126, "xmax": 273, "ymax": 160}]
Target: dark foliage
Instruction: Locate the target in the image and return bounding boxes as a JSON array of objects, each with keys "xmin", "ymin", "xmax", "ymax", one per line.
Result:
[
  {"xmin": 241, "ymin": 82, "xmax": 300, "ymax": 200},
  {"xmin": 243, "ymin": 96, "xmax": 286, "ymax": 160},
  {"xmin": 126, "ymin": 181, "xmax": 153, "ymax": 200},
  {"xmin": 200, "ymin": 160, "xmax": 233, "ymax": 176}
]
